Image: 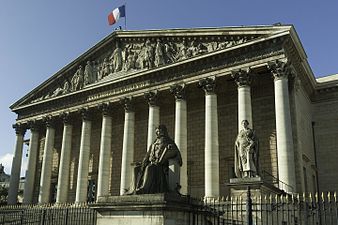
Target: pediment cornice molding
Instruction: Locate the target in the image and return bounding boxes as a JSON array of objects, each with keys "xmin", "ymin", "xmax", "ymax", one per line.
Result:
[{"xmin": 13, "ymin": 33, "xmax": 287, "ymax": 123}]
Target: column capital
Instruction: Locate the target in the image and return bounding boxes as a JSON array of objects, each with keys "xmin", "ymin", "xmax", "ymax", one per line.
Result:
[
  {"xmin": 27, "ymin": 120, "xmax": 40, "ymax": 132},
  {"xmin": 144, "ymin": 91, "xmax": 159, "ymax": 106},
  {"xmin": 170, "ymin": 84, "xmax": 186, "ymax": 100},
  {"xmin": 231, "ymin": 68, "xmax": 252, "ymax": 87},
  {"xmin": 267, "ymin": 60, "xmax": 292, "ymax": 81},
  {"xmin": 98, "ymin": 102, "xmax": 113, "ymax": 116},
  {"xmin": 79, "ymin": 108, "xmax": 92, "ymax": 121},
  {"xmin": 120, "ymin": 97, "xmax": 134, "ymax": 112},
  {"xmin": 60, "ymin": 112, "xmax": 73, "ymax": 124},
  {"xmin": 12, "ymin": 123, "xmax": 26, "ymax": 135},
  {"xmin": 42, "ymin": 115, "xmax": 56, "ymax": 128},
  {"xmin": 198, "ymin": 77, "xmax": 216, "ymax": 95}
]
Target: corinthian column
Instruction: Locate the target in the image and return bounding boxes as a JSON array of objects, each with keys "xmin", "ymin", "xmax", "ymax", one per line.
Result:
[
  {"xmin": 120, "ymin": 98, "xmax": 135, "ymax": 195},
  {"xmin": 39, "ymin": 117, "xmax": 55, "ymax": 204},
  {"xmin": 170, "ymin": 84, "xmax": 187, "ymax": 194},
  {"xmin": 97, "ymin": 103, "xmax": 112, "ymax": 198},
  {"xmin": 232, "ymin": 68, "xmax": 253, "ymax": 130},
  {"xmin": 8, "ymin": 124, "xmax": 26, "ymax": 205},
  {"xmin": 23, "ymin": 121, "xmax": 39, "ymax": 204},
  {"xmin": 198, "ymin": 77, "xmax": 219, "ymax": 198},
  {"xmin": 56, "ymin": 113, "xmax": 73, "ymax": 203},
  {"xmin": 268, "ymin": 60, "xmax": 296, "ymax": 193},
  {"xmin": 144, "ymin": 91, "xmax": 160, "ymax": 150},
  {"xmin": 75, "ymin": 109, "xmax": 92, "ymax": 203}
]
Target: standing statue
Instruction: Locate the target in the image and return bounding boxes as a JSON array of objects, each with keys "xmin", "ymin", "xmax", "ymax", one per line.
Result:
[
  {"xmin": 133, "ymin": 125, "xmax": 182, "ymax": 194},
  {"xmin": 110, "ymin": 42, "xmax": 123, "ymax": 72},
  {"xmin": 234, "ymin": 120, "xmax": 259, "ymax": 178},
  {"xmin": 102, "ymin": 58, "xmax": 110, "ymax": 77}
]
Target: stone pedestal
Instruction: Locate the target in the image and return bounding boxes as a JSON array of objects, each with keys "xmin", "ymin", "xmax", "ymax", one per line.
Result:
[
  {"xmin": 93, "ymin": 194, "xmax": 196, "ymax": 225},
  {"xmin": 227, "ymin": 177, "xmax": 285, "ymax": 198}
]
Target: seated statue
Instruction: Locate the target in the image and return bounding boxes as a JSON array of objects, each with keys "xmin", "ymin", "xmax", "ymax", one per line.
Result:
[{"xmin": 130, "ymin": 125, "xmax": 182, "ymax": 194}]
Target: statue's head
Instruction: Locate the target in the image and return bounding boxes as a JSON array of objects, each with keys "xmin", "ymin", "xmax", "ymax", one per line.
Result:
[
  {"xmin": 155, "ymin": 125, "xmax": 168, "ymax": 138},
  {"xmin": 241, "ymin": 120, "xmax": 249, "ymax": 129}
]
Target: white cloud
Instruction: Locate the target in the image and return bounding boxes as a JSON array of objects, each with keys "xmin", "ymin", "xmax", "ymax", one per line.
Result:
[{"xmin": 0, "ymin": 153, "xmax": 28, "ymax": 177}]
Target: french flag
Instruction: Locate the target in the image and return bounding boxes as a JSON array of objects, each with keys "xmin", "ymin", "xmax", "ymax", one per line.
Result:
[{"xmin": 108, "ymin": 5, "xmax": 126, "ymax": 26}]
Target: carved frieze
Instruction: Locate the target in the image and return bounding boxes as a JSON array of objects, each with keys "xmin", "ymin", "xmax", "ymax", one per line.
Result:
[{"xmin": 30, "ymin": 35, "xmax": 254, "ymax": 103}]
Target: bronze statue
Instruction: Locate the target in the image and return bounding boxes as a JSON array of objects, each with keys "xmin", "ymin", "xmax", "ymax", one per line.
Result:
[
  {"xmin": 234, "ymin": 120, "xmax": 259, "ymax": 178},
  {"xmin": 132, "ymin": 125, "xmax": 182, "ymax": 194}
]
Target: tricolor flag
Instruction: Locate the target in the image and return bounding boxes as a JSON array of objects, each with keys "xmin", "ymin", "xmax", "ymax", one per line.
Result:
[{"xmin": 108, "ymin": 5, "xmax": 126, "ymax": 26}]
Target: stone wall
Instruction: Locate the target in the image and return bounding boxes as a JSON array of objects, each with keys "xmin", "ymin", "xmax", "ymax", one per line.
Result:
[{"xmin": 313, "ymin": 94, "xmax": 338, "ymax": 192}]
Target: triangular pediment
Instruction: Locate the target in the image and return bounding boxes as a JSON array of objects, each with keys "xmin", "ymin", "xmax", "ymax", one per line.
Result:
[{"xmin": 11, "ymin": 25, "xmax": 293, "ymax": 110}]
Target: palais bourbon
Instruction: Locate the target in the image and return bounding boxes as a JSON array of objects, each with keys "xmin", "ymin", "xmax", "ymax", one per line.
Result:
[{"xmin": 5, "ymin": 25, "xmax": 338, "ymax": 225}]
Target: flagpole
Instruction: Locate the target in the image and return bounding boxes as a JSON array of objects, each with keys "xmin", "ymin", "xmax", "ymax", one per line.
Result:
[{"xmin": 124, "ymin": 3, "xmax": 127, "ymax": 30}]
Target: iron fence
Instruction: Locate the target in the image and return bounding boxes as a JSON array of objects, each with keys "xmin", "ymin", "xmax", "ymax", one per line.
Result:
[
  {"xmin": 190, "ymin": 190, "xmax": 338, "ymax": 225},
  {"xmin": 0, "ymin": 203, "xmax": 96, "ymax": 225}
]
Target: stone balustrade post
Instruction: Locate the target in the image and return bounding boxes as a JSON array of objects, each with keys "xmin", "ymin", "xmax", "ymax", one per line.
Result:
[{"xmin": 8, "ymin": 124, "xmax": 26, "ymax": 205}]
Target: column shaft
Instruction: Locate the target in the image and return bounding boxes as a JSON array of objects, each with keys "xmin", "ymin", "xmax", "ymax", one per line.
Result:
[
  {"xmin": 175, "ymin": 99, "xmax": 187, "ymax": 194},
  {"xmin": 274, "ymin": 77, "xmax": 296, "ymax": 192},
  {"xmin": 147, "ymin": 105, "xmax": 160, "ymax": 150},
  {"xmin": 75, "ymin": 119, "xmax": 92, "ymax": 203},
  {"xmin": 97, "ymin": 114, "xmax": 112, "ymax": 197},
  {"xmin": 23, "ymin": 129, "xmax": 39, "ymax": 204},
  {"xmin": 205, "ymin": 94, "xmax": 219, "ymax": 197},
  {"xmin": 38, "ymin": 125, "xmax": 55, "ymax": 204},
  {"xmin": 120, "ymin": 111, "xmax": 135, "ymax": 195},
  {"xmin": 8, "ymin": 129, "xmax": 25, "ymax": 205},
  {"xmin": 56, "ymin": 123, "xmax": 73, "ymax": 203},
  {"xmin": 238, "ymin": 86, "xmax": 252, "ymax": 130}
]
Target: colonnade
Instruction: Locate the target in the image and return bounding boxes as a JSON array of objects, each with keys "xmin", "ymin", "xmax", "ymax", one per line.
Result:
[{"xmin": 8, "ymin": 60, "xmax": 297, "ymax": 204}]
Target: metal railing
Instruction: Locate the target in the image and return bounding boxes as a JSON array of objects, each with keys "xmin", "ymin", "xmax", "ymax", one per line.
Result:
[
  {"xmin": 190, "ymin": 190, "xmax": 338, "ymax": 225},
  {"xmin": 0, "ymin": 203, "xmax": 97, "ymax": 225}
]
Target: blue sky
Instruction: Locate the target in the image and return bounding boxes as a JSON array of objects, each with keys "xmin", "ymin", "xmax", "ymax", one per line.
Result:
[{"xmin": 1, "ymin": 0, "xmax": 338, "ymax": 175}]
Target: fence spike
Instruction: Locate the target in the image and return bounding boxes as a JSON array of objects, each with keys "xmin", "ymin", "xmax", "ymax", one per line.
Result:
[
  {"xmin": 321, "ymin": 192, "xmax": 325, "ymax": 202},
  {"xmin": 225, "ymin": 196, "xmax": 229, "ymax": 201},
  {"xmin": 315, "ymin": 192, "xmax": 319, "ymax": 203},
  {"xmin": 328, "ymin": 192, "xmax": 331, "ymax": 202},
  {"xmin": 334, "ymin": 192, "xmax": 337, "ymax": 203},
  {"xmin": 309, "ymin": 192, "xmax": 313, "ymax": 203}
]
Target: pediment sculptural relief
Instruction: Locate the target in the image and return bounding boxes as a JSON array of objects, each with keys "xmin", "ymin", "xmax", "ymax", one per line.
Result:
[{"xmin": 31, "ymin": 35, "xmax": 254, "ymax": 103}]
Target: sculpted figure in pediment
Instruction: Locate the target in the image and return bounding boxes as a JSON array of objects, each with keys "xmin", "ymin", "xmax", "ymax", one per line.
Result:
[
  {"xmin": 124, "ymin": 45, "xmax": 137, "ymax": 71},
  {"xmin": 102, "ymin": 58, "xmax": 111, "ymax": 78},
  {"xmin": 175, "ymin": 39, "xmax": 188, "ymax": 61},
  {"xmin": 110, "ymin": 42, "xmax": 123, "ymax": 72},
  {"xmin": 164, "ymin": 42, "xmax": 176, "ymax": 63},
  {"xmin": 84, "ymin": 61, "xmax": 96, "ymax": 85},
  {"xmin": 71, "ymin": 65, "xmax": 84, "ymax": 91},
  {"xmin": 140, "ymin": 39, "xmax": 154, "ymax": 69},
  {"xmin": 154, "ymin": 39, "xmax": 165, "ymax": 67}
]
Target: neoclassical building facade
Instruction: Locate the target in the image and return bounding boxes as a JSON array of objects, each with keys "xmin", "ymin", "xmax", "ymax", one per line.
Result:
[{"xmin": 7, "ymin": 25, "xmax": 338, "ymax": 204}]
